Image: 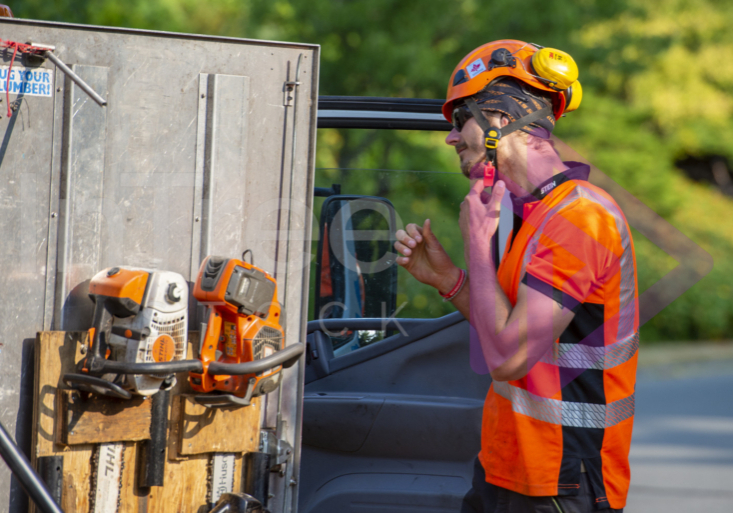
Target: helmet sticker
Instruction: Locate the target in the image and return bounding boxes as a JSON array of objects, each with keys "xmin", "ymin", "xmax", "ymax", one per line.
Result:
[{"xmin": 466, "ymin": 58, "xmax": 487, "ymax": 79}]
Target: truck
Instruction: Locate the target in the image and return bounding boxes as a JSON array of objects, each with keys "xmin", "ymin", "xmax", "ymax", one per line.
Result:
[{"xmin": 0, "ymin": 13, "xmax": 506, "ymax": 513}]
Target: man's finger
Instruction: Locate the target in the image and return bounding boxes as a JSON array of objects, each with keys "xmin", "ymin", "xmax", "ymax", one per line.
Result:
[
  {"xmin": 490, "ymin": 180, "xmax": 506, "ymax": 208},
  {"xmin": 423, "ymin": 219, "xmax": 435, "ymax": 243},
  {"xmin": 406, "ymin": 223, "xmax": 423, "ymax": 243},
  {"xmin": 470, "ymin": 178, "xmax": 484, "ymax": 195},
  {"xmin": 480, "ymin": 180, "xmax": 505, "ymax": 218},
  {"xmin": 394, "ymin": 241, "xmax": 411, "ymax": 256},
  {"xmin": 395, "ymin": 228, "xmax": 418, "ymax": 248}
]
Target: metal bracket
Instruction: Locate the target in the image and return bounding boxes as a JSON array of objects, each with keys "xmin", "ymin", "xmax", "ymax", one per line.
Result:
[
  {"xmin": 283, "ymin": 80, "xmax": 300, "ymax": 107},
  {"xmin": 259, "ymin": 428, "xmax": 292, "ymax": 469},
  {"xmin": 27, "ymin": 42, "xmax": 107, "ymax": 107}
]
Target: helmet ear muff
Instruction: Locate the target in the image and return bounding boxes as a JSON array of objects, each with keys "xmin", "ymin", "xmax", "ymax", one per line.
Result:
[
  {"xmin": 530, "ymin": 48, "xmax": 578, "ymax": 91},
  {"xmin": 563, "ymin": 81, "xmax": 582, "ymax": 113}
]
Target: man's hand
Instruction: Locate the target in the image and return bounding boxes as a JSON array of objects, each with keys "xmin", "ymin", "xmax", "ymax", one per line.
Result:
[
  {"xmin": 461, "ymin": 180, "xmax": 505, "ymax": 256},
  {"xmin": 394, "ymin": 219, "xmax": 460, "ymax": 294}
]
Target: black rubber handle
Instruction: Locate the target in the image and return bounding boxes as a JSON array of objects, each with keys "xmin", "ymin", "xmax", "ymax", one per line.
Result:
[
  {"xmin": 62, "ymin": 374, "xmax": 132, "ymax": 400},
  {"xmin": 208, "ymin": 343, "xmax": 304, "ymax": 376},
  {"xmin": 96, "ymin": 359, "xmax": 204, "ymax": 375}
]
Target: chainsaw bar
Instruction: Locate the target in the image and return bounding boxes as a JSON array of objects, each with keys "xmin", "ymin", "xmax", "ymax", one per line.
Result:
[
  {"xmin": 90, "ymin": 442, "xmax": 125, "ymax": 513},
  {"xmin": 208, "ymin": 453, "xmax": 236, "ymax": 508}
]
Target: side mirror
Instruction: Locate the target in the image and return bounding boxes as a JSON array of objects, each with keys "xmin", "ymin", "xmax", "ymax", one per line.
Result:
[{"xmin": 314, "ymin": 195, "xmax": 398, "ymax": 326}]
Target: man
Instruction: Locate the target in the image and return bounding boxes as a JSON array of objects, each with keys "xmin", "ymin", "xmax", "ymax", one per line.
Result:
[{"xmin": 394, "ymin": 40, "xmax": 638, "ymax": 513}]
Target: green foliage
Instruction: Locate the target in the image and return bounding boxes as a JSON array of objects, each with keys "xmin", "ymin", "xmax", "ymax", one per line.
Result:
[{"xmin": 15, "ymin": 0, "xmax": 733, "ymax": 341}]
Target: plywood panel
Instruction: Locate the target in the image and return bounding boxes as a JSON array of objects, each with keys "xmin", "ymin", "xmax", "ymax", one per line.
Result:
[
  {"xmin": 56, "ymin": 390, "xmax": 151, "ymax": 445},
  {"xmin": 178, "ymin": 396, "xmax": 261, "ymax": 456},
  {"xmin": 33, "ymin": 331, "xmax": 92, "ymax": 457},
  {"xmin": 31, "ymin": 331, "xmax": 95, "ymax": 513}
]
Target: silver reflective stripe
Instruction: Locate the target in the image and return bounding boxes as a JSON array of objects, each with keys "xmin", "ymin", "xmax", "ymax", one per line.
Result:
[
  {"xmin": 494, "ymin": 381, "xmax": 563, "ymax": 424},
  {"xmin": 541, "ymin": 343, "xmax": 604, "ymax": 369},
  {"xmin": 562, "ymin": 400, "xmax": 606, "ymax": 428},
  {"xmin": 539, "ymin": 332, "xmax": 639, "ymax": 370},
  {"xmin": 493, "ymin": 381, "xmax": 635, "ymax": 428},
  {"xmin": 603, "ymin": 332, "xmax": 639, "ymax": 369}
]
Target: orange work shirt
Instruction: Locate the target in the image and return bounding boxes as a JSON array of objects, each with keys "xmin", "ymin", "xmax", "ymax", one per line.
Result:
[{"xmin": 479, "ymin": 163, "xmax": 639, "ymax": 510}]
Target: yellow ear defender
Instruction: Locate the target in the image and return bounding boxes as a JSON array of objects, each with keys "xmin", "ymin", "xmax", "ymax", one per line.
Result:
[
  {"xmin": 530, "ymin": 47, "xmax": 582, "ymax": 113},
  {"xmin": 563, "ymin": 80, "xmax": 582, "ymax": 113}
]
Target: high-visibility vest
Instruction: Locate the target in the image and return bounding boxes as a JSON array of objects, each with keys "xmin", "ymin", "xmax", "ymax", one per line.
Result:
[{"xmin": 480, "ymin": 162, "xmax": 639, "ymax": 510}]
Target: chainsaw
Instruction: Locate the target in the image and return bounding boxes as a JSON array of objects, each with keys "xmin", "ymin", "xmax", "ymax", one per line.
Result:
[
  {"xmin": 189, "ymin": 254, "xmax": 303, "ymax": 507},
  {"xmin": 61, "ymin": 267, "xmax": 191, "ymax": 510},
  {"xmin": 64, "ymin": 266, "xmax": 190, "ymax": 399},
  {"xmin": 189, "ymin": 255, "xmax": 295, "ymax": 408}
]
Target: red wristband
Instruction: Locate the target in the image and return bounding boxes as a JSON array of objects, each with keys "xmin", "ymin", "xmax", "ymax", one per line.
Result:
[{"xmin": 440, "ymin": 269, "xmax": 466, "ymax": 301}]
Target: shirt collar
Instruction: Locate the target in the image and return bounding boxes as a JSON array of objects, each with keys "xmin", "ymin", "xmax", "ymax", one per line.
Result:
[{"xmin": 510, "ymin": 161, "xmax": 590, "ymax": 214}]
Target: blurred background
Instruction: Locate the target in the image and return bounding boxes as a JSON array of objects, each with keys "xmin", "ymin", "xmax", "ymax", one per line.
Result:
[{"xmin": 13, "ymin": 0, "xmax": 732, "ymax": 345}]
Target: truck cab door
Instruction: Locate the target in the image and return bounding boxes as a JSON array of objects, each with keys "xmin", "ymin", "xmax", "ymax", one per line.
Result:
[{"xmin": 297, "ymin": 97, "xmax": 512, "ymax": 512}]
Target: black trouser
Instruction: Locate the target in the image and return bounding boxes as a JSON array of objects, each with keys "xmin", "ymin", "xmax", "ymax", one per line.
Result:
[{"xmin": 461, "ymin": 457, "xmax": 623, "ymax": 513}]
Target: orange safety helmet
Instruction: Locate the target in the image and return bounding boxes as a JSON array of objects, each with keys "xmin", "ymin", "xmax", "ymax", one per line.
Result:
[{"xmin": 443, "ymin": 40, "xmax": 581, "ymax": 123}]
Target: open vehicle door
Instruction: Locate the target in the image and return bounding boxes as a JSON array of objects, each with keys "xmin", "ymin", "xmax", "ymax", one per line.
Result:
[{"xmin": 298, "ymin": 98, "xmax": 514, "ymax": 512}]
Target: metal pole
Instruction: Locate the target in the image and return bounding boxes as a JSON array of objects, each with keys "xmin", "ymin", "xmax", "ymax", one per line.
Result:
[
  {"xmin": 278, "ymin": 52, "xmax": 303, "ymax": 513},
  {"xmin": 276, "ymin": 54, "xmax": 303, "ymax": 432},
  {"xmin": 0, "ymin": 421, "xmax": 64, "ymax": 513},
  {"xmin": 44, "ymin": 51, "xmax": 107, "ymax": 106}
]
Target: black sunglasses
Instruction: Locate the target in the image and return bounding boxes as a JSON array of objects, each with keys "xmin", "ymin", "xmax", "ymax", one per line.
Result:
[{"xmin": 451, "ymin": 105, "xmax": 473, "ymax": 132}]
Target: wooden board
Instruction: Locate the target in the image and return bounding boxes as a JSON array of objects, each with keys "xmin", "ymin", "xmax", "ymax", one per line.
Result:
[
  {"xmin": 30, "ymin": 332, "xmax": 94, "ymax": 513},
  {"xmin": 31, "ymin": 331, "xmax": 257, "ymax": 513},
  {"xmin": 178, "ymin": 396, "xmax": 261, "ymax": 456},
  {"xmin": 56, "ymin": 390, "xmax": 152, "ymax": 445},
  {"xmin": 32, "ymin": 331, "xmax": 92, "ymax": 458}
]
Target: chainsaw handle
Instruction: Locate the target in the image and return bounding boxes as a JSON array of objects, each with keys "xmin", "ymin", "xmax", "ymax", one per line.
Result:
[
  {"xmin": 208, "ymin": 343, "xmax": 304, "ymax": 376},
  {"xmin": 97, "ymin": 359, "xmax": 204, "ymax": 375},
  {"xmin": 63, "ymin": 373, "xmax": 132, "ymax": 400}
]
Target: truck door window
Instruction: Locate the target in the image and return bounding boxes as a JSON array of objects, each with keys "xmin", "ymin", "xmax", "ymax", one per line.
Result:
[{"xmin": 310, "ymin": 128, "xmax": 468, "ymax": 332}]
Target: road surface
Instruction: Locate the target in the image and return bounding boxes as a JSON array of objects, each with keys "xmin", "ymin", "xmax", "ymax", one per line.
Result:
[{"xmin": 626, "ymin": 344, "xmax": 733, "ymax": 512}]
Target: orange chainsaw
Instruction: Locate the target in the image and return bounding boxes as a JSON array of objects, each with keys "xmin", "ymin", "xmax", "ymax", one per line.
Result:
[{"xmin": 189, "ymin": 255, "xmax": 304, "ymax": 407}]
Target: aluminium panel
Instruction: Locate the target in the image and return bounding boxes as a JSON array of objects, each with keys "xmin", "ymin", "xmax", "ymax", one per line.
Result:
[{"xmin": 0, "ymin": 18, "xmax": 318, "ymax": 513}]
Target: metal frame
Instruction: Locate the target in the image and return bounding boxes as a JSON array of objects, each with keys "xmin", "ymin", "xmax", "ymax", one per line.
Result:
[{"xmin": 317, "ymin": 96, "xmax": 452, "ymax": 131}]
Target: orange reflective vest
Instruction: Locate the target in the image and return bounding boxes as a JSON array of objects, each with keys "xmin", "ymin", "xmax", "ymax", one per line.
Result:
[{"xmin": 480, "ymin": 163, "xmax": 638, "ymax": 510}]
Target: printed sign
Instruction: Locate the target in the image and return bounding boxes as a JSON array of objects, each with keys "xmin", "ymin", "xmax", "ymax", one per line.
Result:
[{"xmin": 0, "ymin": 66, "xmax": 54, "ymax": 97}]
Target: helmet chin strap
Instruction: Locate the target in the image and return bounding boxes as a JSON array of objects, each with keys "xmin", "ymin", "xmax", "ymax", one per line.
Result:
[{"xmin": 464, "ymin": 97, "xmax": 552, "ymax": 189}]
